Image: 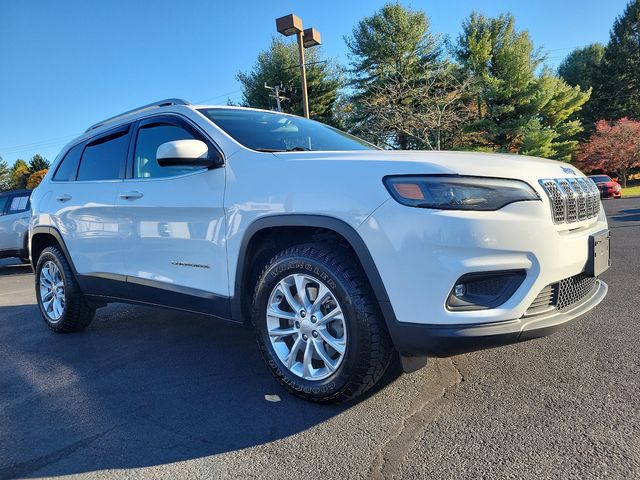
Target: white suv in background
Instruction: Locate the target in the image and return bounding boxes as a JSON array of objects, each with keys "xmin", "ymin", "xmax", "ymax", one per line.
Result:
[
  {"xmin": 29, "ymin": 99, "xmax": 610, "ymax": 403},
  {"xmin": 0, "ymin": 189, "xmax": 32, "ymax": 263}
]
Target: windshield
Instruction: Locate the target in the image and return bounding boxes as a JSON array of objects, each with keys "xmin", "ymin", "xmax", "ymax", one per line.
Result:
[
  {"xmin": 198, "ymin": 108, "xmax": 377, "ymax": 152},
  {"xmin": 590, "ymin": 175, "xmax": 613, "ymax": 183}
]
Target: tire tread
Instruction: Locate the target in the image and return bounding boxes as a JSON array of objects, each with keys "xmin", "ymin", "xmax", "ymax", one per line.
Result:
[
  {"xmin": 36, "ymin": 246, "xmax": 95, "ymax": 333},
  {"xmin": 252, "ymin": 243, "xmax": 393, "ymax": 403}
]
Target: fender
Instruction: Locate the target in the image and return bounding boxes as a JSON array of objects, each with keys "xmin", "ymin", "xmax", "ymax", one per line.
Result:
[
  {"xmin": 30, "ymin": 225, "xmax": 79, "ymax": 277},
  {"xmin": 230, "ymin": 214, "xmax": 394, "ymax": 323}
]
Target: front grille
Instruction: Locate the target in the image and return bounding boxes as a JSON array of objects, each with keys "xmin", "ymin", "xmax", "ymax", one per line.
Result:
[
  {"xmin": 539, "ymin": 177, "xmax": 600, "ymax": 225},
  {"xmin": 524, "ymin": 272, "xmax": 598, "ymax": 317}
]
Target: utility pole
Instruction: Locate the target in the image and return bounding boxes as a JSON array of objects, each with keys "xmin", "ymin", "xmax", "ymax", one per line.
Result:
[
  {"xmin": 295, "ymin": 30, "xmax": 309, "ymax": 118},
  {"xmin": 264, "ymin": 83, "xmax": 289, "ymax": 112}
]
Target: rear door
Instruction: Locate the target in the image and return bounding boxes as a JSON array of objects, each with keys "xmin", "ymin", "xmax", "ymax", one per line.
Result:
[
  {"xmin": 48, "ymin": 125, "xmax": 129, "ymax": 280},
  {"xmin": 115, "ymin": 115, "xmax": 228, "ymax": 315}
]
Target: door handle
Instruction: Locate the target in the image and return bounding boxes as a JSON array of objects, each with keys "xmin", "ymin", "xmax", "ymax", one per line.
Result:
[
  {"xmin": 119, "ymin": 191, "xmax": 144, "ymax": 201},
  {"xmin": 55, "ymin": 194, "xmax": 72, "ymax": 202}
]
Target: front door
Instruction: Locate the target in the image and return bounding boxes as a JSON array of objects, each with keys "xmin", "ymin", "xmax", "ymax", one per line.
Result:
[{"xmin": 115, "ymin": 116, "xmax": 228, "ymax": 317}]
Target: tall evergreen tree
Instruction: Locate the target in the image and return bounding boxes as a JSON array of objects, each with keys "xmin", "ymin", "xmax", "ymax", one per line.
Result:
[
  {"xmin": 237, "ymin": 38, "xmax": 342, "ymax": 125},
  {"xmin": 344, "ymin": 2, "xmax": 443, "ymax": 148},
  {"xmin": 558, "ymin": 43, "xmax": 605, "ymax": 91},
  {"xmin": 455, "ymin": 12, "xmax": 589, "ymax": 160},
  {"xmin": 0, "ymin": 157, "xmax": 10, "ymax": 192},
  {"xmin": 28, "ymin": 153, "xmax": 50, "ymax": 173},
  {"xmin": 591, "ymin": 0, "xmax": 640, "ymax": 120},
  {"xmin": 558, "ymin": 43, "xmax": 605, "ymax": 133}
]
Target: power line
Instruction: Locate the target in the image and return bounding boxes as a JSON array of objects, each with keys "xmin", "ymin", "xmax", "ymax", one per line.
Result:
[
  {"xmin": 0, "ymin": 90, "xmax": 245, "ymax": 158},
  {"xmin": 0, "ymin": 134, "xmax": 80, "ymax": 155},
  {"xmin": 194, "ymin": 89, "xmax": 243, "ymax": 104}
]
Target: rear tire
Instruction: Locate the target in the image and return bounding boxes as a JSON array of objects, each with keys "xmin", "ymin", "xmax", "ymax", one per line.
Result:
[
  {"xmin": 252, "ymin": 243, "xmax": 393, "ymax": 403},
  {"xmin": 35, "ymin": 246, "xmax": 95, "ymax": 333}
]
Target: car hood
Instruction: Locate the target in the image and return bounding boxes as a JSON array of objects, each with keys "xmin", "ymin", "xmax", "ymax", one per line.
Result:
[
  {"xmin": 596, "ymin": 181, "xmax": 619, "ymax": 187},
  {"xmin": 273, "ymin": 150, "xmax": 588, "ymax": 186}
]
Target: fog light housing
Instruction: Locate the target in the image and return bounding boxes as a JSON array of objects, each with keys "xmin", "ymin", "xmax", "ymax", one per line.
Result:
[
  {"xmin": 453, "ymin": 284, "xmax": 466, "ymax": 297},
  {"xmin": 447, "ymin": 270, "xmax": 526, "ymax": 311}
]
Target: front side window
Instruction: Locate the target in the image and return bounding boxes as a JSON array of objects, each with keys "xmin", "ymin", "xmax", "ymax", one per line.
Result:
[
  {"xmin": 8, "ymin": 195, "xmax": 30, "ymax": 213},
  {"xmin": 199, "ymin": 108, "xmax": 377, "ymax": 152},
  {"xmin": 133, "ymin": 123, "xmax": 198, "ymax": 179},
  {"xmin": 53, "ymin": 143, "xmax": 84, "ymax": 181},
  {"xmin": 77, "ymin": 129, "xmax": 129, "ymax": 181}
]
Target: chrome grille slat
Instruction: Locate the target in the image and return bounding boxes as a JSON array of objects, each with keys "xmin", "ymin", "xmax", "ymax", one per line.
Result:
[
  {"xmin": 591, "ymin": 180, "xmax": 601, "ymax": 217},
  {"xmin": 559, "ymin": 180, "xmax": 577, "ymax": 222},
  {"xmin": 571, "ymin": 179, "xmax": 587, "ymax": 221},
  {"xmin": 541, "ymin": 180, "xmax": 567, "ymax": 223},
  {"xmin": 539, "ymin": 177, "xmax": 601, "ymax": 225},
  {"xmin": 585, "ymin": 179, "xmax": 594, "ymax": 217}
]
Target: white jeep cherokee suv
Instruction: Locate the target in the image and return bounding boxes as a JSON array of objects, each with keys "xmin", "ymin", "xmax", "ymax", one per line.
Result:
[{"xmin": 30, "ymin": 99, "xmax": 610, "ymax": 403}]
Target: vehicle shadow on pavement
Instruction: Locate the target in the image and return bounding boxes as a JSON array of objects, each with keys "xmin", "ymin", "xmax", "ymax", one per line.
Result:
[
  {"xmin": 610, "ymin": 208, "xmax": 640, "ymax": 222},
  {"xmin": 0, "ymin": 302, "xmax": 398, "ymax": 478},
  {"xmin": 0, "ymin": 263, "xmax": 32, "ymax": 276}
]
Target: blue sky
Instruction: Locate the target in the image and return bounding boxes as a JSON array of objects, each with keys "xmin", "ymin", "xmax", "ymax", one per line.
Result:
[{"xmin": 0, "ymin": 0, "xmax": 630, "ymax": 164}]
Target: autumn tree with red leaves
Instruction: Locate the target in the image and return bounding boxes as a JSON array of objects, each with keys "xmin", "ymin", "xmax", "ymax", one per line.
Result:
[
  {"xmin": 576, "ymin": 118, "xmax": 640, "ymax": 188},
  {"xmin": 26, "ymin": 169, "xmax": 48, "ymax": 189}
]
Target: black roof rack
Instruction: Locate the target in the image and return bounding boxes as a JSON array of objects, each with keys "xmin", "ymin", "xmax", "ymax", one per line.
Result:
[{"xmin": 85, "ymin": 98, "xmax": 190, "ymax": 133}]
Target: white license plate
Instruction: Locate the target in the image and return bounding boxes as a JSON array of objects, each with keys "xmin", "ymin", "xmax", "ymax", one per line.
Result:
[{"xmin": 589, "ymin": 230, "xmax": 610, "ymax": 277}]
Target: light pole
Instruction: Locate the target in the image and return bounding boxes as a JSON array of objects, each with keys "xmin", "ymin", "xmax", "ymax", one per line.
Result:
[{"xmin": 275, "ymin": 14, "xmax": 321, "ymax": 119}]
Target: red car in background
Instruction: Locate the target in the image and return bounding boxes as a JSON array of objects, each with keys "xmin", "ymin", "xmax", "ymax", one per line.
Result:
[{"xmin": 589, "ymin": 175, "xmax": 622, "ymax": 199}]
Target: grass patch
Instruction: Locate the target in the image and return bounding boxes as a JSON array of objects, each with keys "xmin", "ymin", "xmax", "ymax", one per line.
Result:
[{"xmin": 622, "ymin": 185, "xmax": 640, "ymax": 197}]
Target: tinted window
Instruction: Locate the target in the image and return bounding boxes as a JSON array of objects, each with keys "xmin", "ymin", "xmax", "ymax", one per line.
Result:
[
  {"xmin": 53, "ymin": 143, "xmax": 83, "ymax": 181},
  {"xmin": 8, "ymin": 195, "xmax": 30, "ymax": 213},
  {"xmin": 77, "ymin": 129, "xmax": 129, "ymax": 181},
  {"xmin": 590, "ymin": 175, "xmax": 612, "ymax": 183},
  {"xmin": 0, "ymin": 197, "xmax": 8, "ymax": 215},
  {"xmin": 199, "ymin": 108, "xmax": 377, "ymax": 152},
  {"xmin": 134, "ymin": 123, "xmax": 198, "ymax": 178}
]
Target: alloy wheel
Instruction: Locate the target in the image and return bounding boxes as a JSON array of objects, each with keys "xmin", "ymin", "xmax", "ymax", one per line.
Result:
[
  {"xmin": 39, "ymin": 261, "xmax": 65, "ymax": 321},
  {"xmin": 266, "ymin": 273, "xmax": 347, "ymax": 381}
]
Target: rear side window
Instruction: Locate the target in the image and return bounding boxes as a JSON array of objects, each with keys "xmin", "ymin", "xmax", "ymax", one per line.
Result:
[
  {"xmin": 8, "ymin": 195, "xmax": 30, "ymax": 213},
  {"xmin": 0, "ymin": 197, "xmax": 8, "ymax": 216},
  {"xmin": 53, "ymin": 143, "xmax": 83, "ymax": 181},
  {"xmin": 77, "ymin": 129, "xmax": 129, "ymax": 181}
]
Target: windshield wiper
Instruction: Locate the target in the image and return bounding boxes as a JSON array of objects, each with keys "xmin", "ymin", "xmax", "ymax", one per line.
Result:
[{"xmin": 254, "ymin": 146, "xmax": 310, "ymax": 152}]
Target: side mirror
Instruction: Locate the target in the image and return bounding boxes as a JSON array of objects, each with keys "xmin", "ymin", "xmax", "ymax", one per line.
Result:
[{"xmin": 156, "ymin": 139, "xmax": 220, "ymax": 168}]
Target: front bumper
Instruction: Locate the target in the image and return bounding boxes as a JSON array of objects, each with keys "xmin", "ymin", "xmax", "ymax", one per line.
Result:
[
  {"xmin": 382, "ymin": 279, "xmax": 607, "ymax": 356},
  {"xmin": 357, "ymin": 194, "xmax": 609, "ymax": 355},
  {"xmin": 598, "ymin": 187, "xmax": 621, "ymax": 197}
]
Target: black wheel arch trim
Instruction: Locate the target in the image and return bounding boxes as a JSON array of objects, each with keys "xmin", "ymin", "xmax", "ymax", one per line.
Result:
[
  {"xmin": 231, "ymin": 214, "xmax": 393, "ymax": 323},
  {"xmin": 30, "ymin": 226, "xmax": 79, "ymax": 277}
]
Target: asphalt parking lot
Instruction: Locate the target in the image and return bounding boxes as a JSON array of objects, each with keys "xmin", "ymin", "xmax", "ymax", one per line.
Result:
[{"xmin": 1, "ymin": 198, "xmax": 639, "ymax": 480}]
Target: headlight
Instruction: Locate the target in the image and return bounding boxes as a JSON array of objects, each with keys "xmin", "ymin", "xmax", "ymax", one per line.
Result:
[{"xmin": 383, "ymin": 175, "xmax": 540, "ymax": 211}]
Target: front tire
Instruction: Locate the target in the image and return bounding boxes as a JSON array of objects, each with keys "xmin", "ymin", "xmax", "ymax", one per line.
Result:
[
  {"xmin": 35, "ymin": 246, "xmax": 95, "ymax": 333},
  {"xmin": 252, "ymin": 244, "xmax": 393, "ymax": 403}
]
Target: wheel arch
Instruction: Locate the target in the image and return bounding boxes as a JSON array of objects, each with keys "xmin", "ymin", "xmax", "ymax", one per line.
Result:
[
  {"xmin": 231, "ymin": 214, "xmax": 392, "ymax": 324},
  {"xmin": 30, "ymin": 226, "xmax": 79, "ymax": 277}
]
